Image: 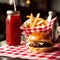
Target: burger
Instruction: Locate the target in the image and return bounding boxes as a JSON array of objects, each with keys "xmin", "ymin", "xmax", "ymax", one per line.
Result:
[{"xmin": 28, "ymin": 32, "xmax": 53, "ymax": 52}]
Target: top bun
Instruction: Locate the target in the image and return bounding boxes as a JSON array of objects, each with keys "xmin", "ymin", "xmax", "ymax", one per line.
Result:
[
  {"xmin": 28, "ymin": 32, "xmax": 41, "ymax": 42},
  {"xmin": 28, "ymin": 32, "xmax": 53, "ymax": 44}
]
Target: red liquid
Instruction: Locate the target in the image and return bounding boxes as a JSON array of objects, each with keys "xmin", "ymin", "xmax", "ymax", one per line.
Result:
[{"xmin": 6, "ymin": 13, "xmax": 21, "ymax": 45}]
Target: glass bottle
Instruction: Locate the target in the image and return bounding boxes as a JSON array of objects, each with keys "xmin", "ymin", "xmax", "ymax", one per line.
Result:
[
  {"xmin": 47, "ymin": 11, "xmax": 58, "ymax": 43},
  {"xmin": 6, "ymin": 10, "xmax": 22, "ymax": 45}
]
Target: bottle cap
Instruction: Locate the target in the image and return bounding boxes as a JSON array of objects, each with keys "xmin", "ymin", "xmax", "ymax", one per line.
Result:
[
  {"xmin": 48, "ymin": 11, "xmax": 53, "ymax": 15},
  {"xmin": 7, "ymin": 10, "xmax": 20, "ymax": 15},
  {"xmin": 7, "ymin": 10, "xmax": 14, "ymax": 14},
  {"xmin": 47, "ymin": 11, "xmax": 53, "ymax": 22}
]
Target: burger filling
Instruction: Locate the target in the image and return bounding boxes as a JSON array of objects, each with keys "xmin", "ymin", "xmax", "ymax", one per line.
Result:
[{"xmin": 29, "ymin": 41, "xmax": 52, "ymax": 48}]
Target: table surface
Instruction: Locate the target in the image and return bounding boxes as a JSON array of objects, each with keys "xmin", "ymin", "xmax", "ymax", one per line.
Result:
[
  {"xmin": 0, "ymin": 40, "xmax": 60, "ymax": 60},
  {"xmin": 0, "ymin": 40, "xmax": 26, "ymax": 60}
]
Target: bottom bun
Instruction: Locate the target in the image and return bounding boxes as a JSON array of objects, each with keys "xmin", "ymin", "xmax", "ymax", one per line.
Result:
[{"xmin": 29, "ymin": 46, "xmax": 53, "ymax": 52}]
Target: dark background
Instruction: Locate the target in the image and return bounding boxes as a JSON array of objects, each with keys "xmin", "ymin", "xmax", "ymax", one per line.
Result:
[{"xmin": 0, "ymin": 0, "xmax": 60, "ymax": 40}]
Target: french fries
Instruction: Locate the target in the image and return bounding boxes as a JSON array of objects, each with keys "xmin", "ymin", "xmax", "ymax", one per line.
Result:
[
  {"xmin": 26, "ymin": 13, "xmax": 48, "ymax": 28},
  {"xmin": 30, "ymin": 13, "xmax": 33, "ymax": 27},
  {"xmin": 31, "ymin": 13, "xmax": 40, "ymax": 27},
  {"xmin": 36, "ymin": 18, "xmax": 44, "ymax": 26}
]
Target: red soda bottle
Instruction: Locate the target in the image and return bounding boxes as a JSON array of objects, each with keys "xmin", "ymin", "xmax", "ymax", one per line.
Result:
[{"xmin": 6, "ymin": 10, "xmax": 22, "ymax": 45}]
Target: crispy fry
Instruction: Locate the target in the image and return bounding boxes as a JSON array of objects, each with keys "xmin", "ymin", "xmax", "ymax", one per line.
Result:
[
  {"xmin": 31, "ymin": 13, "xmax": 40, "ymax": 28},
  {"xmin": 29, "ymin": 13, "xmax": 33, "ymax": 27},
  {"xmin": 26, "ymin": 15, "xmax": 31, "ymax": 18},
  {"xmin": 44, "ymin": 20, "xmax": 48, "ymax": 25},
  {"xmin": 36, "ymin": 19, "xmax": 44, "ymax": 26}
]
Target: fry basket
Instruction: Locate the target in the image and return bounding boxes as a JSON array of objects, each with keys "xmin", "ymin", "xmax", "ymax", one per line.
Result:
[{"xmin": 20, "ymin": 17, "xmax": 57, "ymax": 42}]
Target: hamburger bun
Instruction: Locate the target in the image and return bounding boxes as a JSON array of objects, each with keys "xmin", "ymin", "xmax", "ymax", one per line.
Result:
[
  {"xmin": 28, "ymin": 32, "xmax": 53, "ymax": 52},
  {"xmin": 29, "ymin": 46, "xmax": 53, "ymax": 52}
]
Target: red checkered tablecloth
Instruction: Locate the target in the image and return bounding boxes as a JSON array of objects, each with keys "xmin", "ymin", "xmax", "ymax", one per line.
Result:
[{"xmin": 0, "ymin": 41, "xmax": 60, "ymax": 60}]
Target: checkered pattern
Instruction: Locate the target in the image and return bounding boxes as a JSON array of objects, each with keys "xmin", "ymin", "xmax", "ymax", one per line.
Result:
[
  {"xmin": 23, "ymin": 17, "xmax": 57, "ymax": 38},
  {"xmin": 0, "ymin": 41, "xmax": 60, "ymax": 60}
]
